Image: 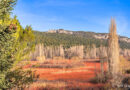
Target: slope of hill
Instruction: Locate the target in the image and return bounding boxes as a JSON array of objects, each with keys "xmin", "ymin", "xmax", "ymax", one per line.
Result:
[
  {"xmin": 48, "ymin": 29, "xmax": 130, "ymax": 43},
  {"xmin": 34, "ymin": 29, "xmax": 130, "ymax": 49}
]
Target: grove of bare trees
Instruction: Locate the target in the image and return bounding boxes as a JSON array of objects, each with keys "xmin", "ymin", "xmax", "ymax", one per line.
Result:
[{"xmin": 30, "ymin": 44, "xmax": 130, "ymax": 60}]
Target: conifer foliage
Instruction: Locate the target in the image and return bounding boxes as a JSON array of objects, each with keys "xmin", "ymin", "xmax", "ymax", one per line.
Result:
[{"xmin": 0, "ymin": 0, "xmax": 36, "ymax": 89}]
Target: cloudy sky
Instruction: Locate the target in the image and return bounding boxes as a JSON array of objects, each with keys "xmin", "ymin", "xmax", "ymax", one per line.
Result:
[{"xmin": 13, "ymin": 0, "xmax": 130, "ymax": 37}]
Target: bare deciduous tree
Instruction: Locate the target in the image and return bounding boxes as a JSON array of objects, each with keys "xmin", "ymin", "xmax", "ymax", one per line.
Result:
[{"xmin": 108, "ymin": 18, "xmax": 121, "ymax": 86}]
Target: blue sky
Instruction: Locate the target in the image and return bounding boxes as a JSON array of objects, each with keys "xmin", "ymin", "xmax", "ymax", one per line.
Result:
[{"xmin": 13, "ymin": 0, "xmax": 130, "ymax": 37}]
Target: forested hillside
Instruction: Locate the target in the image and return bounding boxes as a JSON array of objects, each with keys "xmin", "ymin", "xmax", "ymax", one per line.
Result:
[{"xmin": 34, "ymin": 30, "xmax": 130, "ymax": 49}]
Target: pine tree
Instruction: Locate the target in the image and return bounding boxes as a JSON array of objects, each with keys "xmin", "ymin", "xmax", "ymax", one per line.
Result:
[
  {"xmin": 0, "ymin": 0, "xmax": 36, "ymax": 89},
  {"xmin": 0, "ymin": 0, "xmax": 17, "ymax": 89},
  {"xmin": 14, "ymin": 25, "xmax": 35, "ymax": 64},
  {"xmin": 0, "ymin": 0, "xmax": 17, "ymax": 23}
]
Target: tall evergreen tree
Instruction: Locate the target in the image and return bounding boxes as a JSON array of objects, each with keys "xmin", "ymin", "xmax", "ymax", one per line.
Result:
[
  {"xmin": 0, "ymin": 0, "xmax": 17, "ymax": 89},
  {"xmin": 0, "ymin": 0, "xmax": 36, "ymax": 89}
]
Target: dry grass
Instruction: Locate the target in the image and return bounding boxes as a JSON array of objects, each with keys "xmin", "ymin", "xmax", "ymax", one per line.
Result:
[
  {"xmin": 53, "ymin": 56, "xmax": 64, "ymax": 60},
  {"xmin": 27, "ymin": 79, "xmax": 105, "ymax": 90},
  {"xmin": 89, "ymin": 72, "xmax": 110, "ymax": 84},
  {"xmin": 32, "ymin": 60, "xmax": 85, "ymax": 69},
  {"xmin": 28, "ymin": 81, "xmax": 66, "ymax": 90},
  {"xmin": 71, "ymin": 56, "xmax": 81, "ymax": 60},
  {"xmin": 36, "ymin": 56, "xmax": 46, "ymax": 63},
  {"xmin": 119, "ymin": 56, "xmax": 130, "ymax": 74}
]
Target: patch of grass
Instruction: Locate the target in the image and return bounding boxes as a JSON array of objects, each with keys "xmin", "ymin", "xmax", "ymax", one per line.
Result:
[{"xmin": 31, "ymin": 60, "xmax": 84, "ymax": 69}]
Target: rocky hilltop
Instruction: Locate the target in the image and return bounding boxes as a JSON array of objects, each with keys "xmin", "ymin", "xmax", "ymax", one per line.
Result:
[{"xmin": 48, "ymin": 29, "xmax": 73, "ymax": 34}]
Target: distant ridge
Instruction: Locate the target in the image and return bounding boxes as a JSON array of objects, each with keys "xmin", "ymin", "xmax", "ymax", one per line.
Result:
[{"xmin": 47, "ymin": 29, "xmax": 130, "ymax": 43}]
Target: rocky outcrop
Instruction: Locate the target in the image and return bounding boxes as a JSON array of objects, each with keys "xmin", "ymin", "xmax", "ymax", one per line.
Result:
[
  {"xmin": 48, "ymin": 29, "xmax": 73, "ymax": 34},
  {"xmin": 119, "ymin": 37, "xmax": 130, "ymax": 43},
  {"xmin": 94, "ymin": 34, "xmax": 108, "ymax": 39},
  {"xmin": 94, "ymin": 34, "xmax": 130, "ymax": 43}
]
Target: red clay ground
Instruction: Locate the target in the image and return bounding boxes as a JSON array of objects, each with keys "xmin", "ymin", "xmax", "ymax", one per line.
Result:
[{"xmin": 24, "ymin": 60, "xmax": 107, "ymax": 90}]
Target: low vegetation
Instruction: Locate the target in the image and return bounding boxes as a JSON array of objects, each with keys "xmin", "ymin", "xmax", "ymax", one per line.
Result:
[{"xmin": 32, "ymin": 60, "xmax": 84, "ymax": 69}]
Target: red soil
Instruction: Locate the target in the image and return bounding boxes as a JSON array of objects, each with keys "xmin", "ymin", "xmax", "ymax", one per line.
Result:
[
  {"xmin": 24, "ymin": 60, "xmax": 107, "ymax": 89},
  {"xmin": 32, "ymin": 62, "xmax": 107, "ymax": 80}
]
